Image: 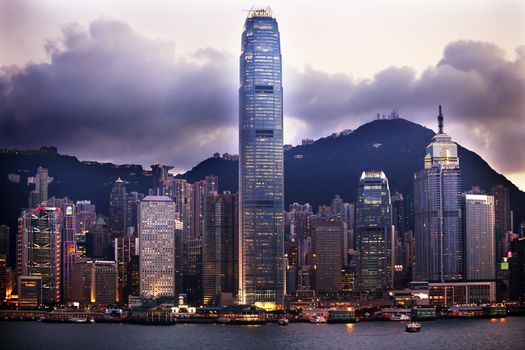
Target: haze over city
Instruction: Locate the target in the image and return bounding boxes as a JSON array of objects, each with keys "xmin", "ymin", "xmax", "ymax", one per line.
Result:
[{"xmin": 0, "ymin": 0, "xmax": 524, "ymax": 190}]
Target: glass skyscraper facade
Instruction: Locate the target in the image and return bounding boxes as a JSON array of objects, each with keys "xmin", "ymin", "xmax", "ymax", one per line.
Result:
[
  {"xmin": 239, "ymin": 7, "xmax": 284, "ymax": 307},
  {"xmin": 414, "ymin": 106, "xmax": 463, "ymax": 282},
  {"xmin": 356, "ymin": 171, "xmax": 393, "ymax": 296}
]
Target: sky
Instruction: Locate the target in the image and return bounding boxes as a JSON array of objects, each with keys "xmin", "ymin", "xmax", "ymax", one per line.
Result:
[{"xmin": 0, "ymin": 0, "xmax": 524, "ymax": 190}]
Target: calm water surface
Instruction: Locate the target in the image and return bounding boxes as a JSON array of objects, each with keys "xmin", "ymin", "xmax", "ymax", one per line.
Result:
[{"xmin": 2, "ymin": 317, "xmax": 525, "ymax": 350}]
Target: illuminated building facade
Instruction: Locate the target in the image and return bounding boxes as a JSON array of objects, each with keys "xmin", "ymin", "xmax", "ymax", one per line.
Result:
[
  {"xmin": 414, "ymin": 106, "xmax": 462, "ymax": 282},
  {"xmin": 115, "ymin": 235, "xmax": 138, "ymax": 303},
  {"xmin": 84, "ymin": 260, "xmax": 117, "ymax": 305},
  {"xmin": 27, "ymin": 167, "xmax": 53, "ymax": 209},
  {"xmin": 139, "ymin": 196, "xmax": 176, "ymax": 298},
  {"xmin": 17, "ymin": 207, "xmax": 62, "ymax": 304},
  {"xmin": 356, "ymin": 171, "xmax": 393, "ymax": 295},
  {"xmin": 463, "ymin": 193, "xmax": 495, "ymax": 281},
  {"xmin": 62, "ymin": 202, "xmax": 76, "ymax": 302},
  {"xmin": 239, "ymin": 7, "xmax": 284, "ymax": 307}
]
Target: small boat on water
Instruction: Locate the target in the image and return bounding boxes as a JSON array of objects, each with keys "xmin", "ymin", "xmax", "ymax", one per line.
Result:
[
  {"xmin": 67, "ymin": 317, "xmax": 89, "ymax": 324},
  {"xmin": 405, "ymin": 322, "xmax": 422, "ymax": 333},
  {"xmin": 278, "ymin": 318, "xmax": 289, "ymax": 326},
  {"xmin": 309, "ymin": 315, "xmax": 327, "ymax": 324}
]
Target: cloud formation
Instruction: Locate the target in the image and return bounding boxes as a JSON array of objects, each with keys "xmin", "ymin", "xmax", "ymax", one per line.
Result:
[
  {"xmin": 0, "ymin": 19, "xmax": 238, "ymax": 169},
  {"xmin": 286, "ymin": 40, "xmax": 525, "ymax": 173},
  {"xmin": 0, "ymin": 19, "xmax": 524, "ymax": 176}
]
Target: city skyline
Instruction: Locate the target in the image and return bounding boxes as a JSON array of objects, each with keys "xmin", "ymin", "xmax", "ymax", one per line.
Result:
[{"xmin": 0, "ymin": 0, "xmax": 524, "ymax": 191}]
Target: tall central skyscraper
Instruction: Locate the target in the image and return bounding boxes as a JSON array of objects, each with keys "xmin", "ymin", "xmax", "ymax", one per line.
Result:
[
  {"xmin": 414, "ymin": 106, "xmax": 462, "ymax": 282},
  {"xmin": 239, "ymin": 7, "xmax": 284, "ymax": 307}
]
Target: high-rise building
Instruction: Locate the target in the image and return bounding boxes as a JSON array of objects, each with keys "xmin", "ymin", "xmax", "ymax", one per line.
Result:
[
  {"xmin": 17, "ymin": 207, "xmax": 61, "ymax": 304},
  {"xmin": 62, "ymin": 202, "xmax": 76, "ymax": 302},
  {"xmin": 310, "ymin": 220, "xmax": 346, "ymax": 294},
  {"xmin": 202, "ymin": 192, "xmax": 238, "ymax": 306},
  {"xmin": 84, "ymin": 260, "xmax": 117, "ymax": 305},
  {"xmin": 0, "ymin": 225, "xmax": 9, "ymax": 265},
  {"xmin": 86, "ymin": 218, "xmax": 111, "ymax": 259},
  {"xmin": 463, "ymin": 192, "xmax": 496, "ymax": 281},
  {"xmin": 75, "ymin": 200, "xmax": 97, "ymax": 258},
  {"xmin": 356, "ymin": 171, "xmax": 393, "ymax": 296},
  {"xmin": 27, "ymin": 167, "xmax": 53, "ymax": 208},
  {"xmin": 151, "ymin": 164, "xmax": 173, "ymax": 196},
  {"xmin": 114, "ymin": 235, "xmax": 138, "ymax": 303},
  {"xmin": 491, "ymin": 185, "xmax": 511, "ymax": 274},
  {"xmin": 239, "ymin": 7, "xmax": 284, "ymax": 308},
  {"xmin": 139, "ymin": 196, "xmax": 176, "ymax": 298},
  {"xmin": 414, "ymin": 106, "xmax": 462, "ymax": 282},
  {"xmin": 109, "ymin": 178, "xmax": 127, "ymax": 238},
  {"xmin": 18, "ymin": 276, "xmax": 43, "ymax": 309},
  {"xmin": 126, "ymin": 192, "xmax": 144, "ymax": 236}
]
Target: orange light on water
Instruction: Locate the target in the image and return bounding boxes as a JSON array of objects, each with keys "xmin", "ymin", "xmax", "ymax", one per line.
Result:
[
  {"xmin": 499, "ymin": 318, "xmax": 507, "ymax": 323},
  {"xmin": 346, "ymin": 324, "xmax": 355, "ymax": 333},
  {"xmin": 490, "ymin": 318, "xmax": 498, "ymax": 323}
]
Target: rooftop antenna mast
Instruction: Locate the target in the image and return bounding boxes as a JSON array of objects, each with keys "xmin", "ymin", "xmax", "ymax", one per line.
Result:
[{"xmin": 438, "ymin": 105, "xmax": 444, "ymax": 134}]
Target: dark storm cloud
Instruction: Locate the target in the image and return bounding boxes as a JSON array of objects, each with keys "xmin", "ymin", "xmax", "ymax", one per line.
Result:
[
  {"xmin": 286, "ymin": 40, "xmax": 525, "ymax": 173},
  {"xmin": 1, "ymin": 19, "xmax": 523, "ymax": 174},
  {"xmin": 0, "ymin": 19, "xmax": 238, "ymax": 169}
]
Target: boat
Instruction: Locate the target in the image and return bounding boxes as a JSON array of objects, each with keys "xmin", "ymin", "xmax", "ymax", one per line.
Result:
[
  {"xmin": 391, "ymin": 314, "xmax": 411, "ymax": 321},
  {"xmin": 309, "ymin": 315, "xmax": 327, "ymax": 324},
  {"xmin": 278, "ymin": 318, "xmax": 289, "ymax": 326},
  {"xmin": 405, "ymin": 322, "xmax": 422, "ymax": 333},
  {"xmin": 67, "ymin": 317, "xmax": 89, "ymax": 324}
]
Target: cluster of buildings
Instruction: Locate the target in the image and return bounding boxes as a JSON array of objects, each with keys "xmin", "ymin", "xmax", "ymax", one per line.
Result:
[{"xmin": 1, "ymin": 8, "xmax": 524, "ymax": 313}]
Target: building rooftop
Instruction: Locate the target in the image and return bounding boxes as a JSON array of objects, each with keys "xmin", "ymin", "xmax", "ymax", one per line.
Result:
[
  {"xmin": 142, "ymin": 195, "xmax": 173, "ymax": 202},
  {"xmin": 247, "ymin": 6, "xmax": 274, "ymax": 19}
]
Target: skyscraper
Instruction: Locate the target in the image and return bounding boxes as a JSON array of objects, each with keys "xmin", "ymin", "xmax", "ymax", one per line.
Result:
[
  {"xmin": 27, "ymin": 167, "xmax": 53, "ymax": 208},
  {"xmin": 239, "ymin": 7, "xmax": 284, "ymax": 308},
  {"xmin": 62, "ymin": 202, "xmax": 76, "ymax": 302},
  {"xmin": 463, "ymin": 192, "xmax": 496, "ymax": 281},
  {"xmin": 202, "ymin": 192, "xmax": 238, "ymax": 306},
  {"xmin": 310, "ymin": 220, "xmax": 346, "ymax": 294},
  {"xmin": 109, "ymin": 178, "xmax": 127, "ymax": 238},
  {"xmin": 356, "ymin": 171, "xmax": 393, "ymax": 296},
  {"xmin": 139, "ymin": 196, "xmax": 176, "ymax": 298},
  {"xmin": 414, "ymin": 106, "xmax": 462, "ymax": 282},
  {"xmin": 17, "ymin": 207, "xmax": 62, "ymax": 304}
]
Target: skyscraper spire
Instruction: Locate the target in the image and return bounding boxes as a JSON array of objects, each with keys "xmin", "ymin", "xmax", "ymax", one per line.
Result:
[{"xmin": 438, "ymin": 105, "xmax": 444, "ymax": 134}]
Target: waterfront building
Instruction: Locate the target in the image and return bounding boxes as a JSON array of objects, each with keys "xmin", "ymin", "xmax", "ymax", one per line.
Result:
[
  {"xmin": 202, "ymin": 192, "xmax": 238, "ymax": 306},
  {"xmin": 238, "ymin": 7, "xmax": 284, "ymax": 308},
  {"xmin": 139, "ymin": 196, "xmax": 176, "ymax": 298},
  {"xmin": 115, "ymin": 235, "xmax": 139, "ymax": 303},
  {"xmin": 463, "ymin": 192, "xmax": 496, "ymax": 281},
  {"xmin": 356, "ymin": 171, "xmax": 393, "ymax": 296},
  {"xmin": 17, "ymin": 207, "xmax": 61, "ymax": 304},
  {"xmin": 310, "ymin": 220, "xmax": 346, "ymax": 294},
  {"xmin": 27, "ymin": 167, "xmax": 53, "ymax": 208},
  {"xmin": 84, "ymin": 260, "xmax": 117, "ymax": 305},
  {"xmin": 428, "ymin": 281, "xmax": 496, "ymax": 306},
  {"xmin": 414, "ymin": 106, "xmax": 462, "ymax": 282},
  {"xmin": 109, "ymin": 178, "xmax": 127, "ymax": 238},
  {"xmin": 0, "ymin": 256, "xmax": 6, "ymax": 301},
  {"xmin": 18, "ymin": 276, "xmax": 42, "ymax": 309},
  {"xmin": 509, "ymin": 236, "xmax": 525, "ymax": 300}
]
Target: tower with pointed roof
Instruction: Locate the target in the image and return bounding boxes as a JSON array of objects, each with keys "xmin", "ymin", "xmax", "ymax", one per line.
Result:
[{"xmin": 414, "ymin": 106, "xmax": 463, "ymax": 282}]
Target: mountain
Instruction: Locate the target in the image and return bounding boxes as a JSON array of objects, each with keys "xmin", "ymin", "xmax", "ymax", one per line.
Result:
[
  {"xmin": 181, "ymin": 118, "xmax": 525, "ymax": 229},
  {"xmin": 1, "ymin": 118, "xmax": 524, "ymax": 263}
]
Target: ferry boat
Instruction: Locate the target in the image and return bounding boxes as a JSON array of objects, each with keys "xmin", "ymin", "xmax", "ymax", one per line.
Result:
[
  {"xmin": 309, "ymin": 315, "xmax": 327, "ymax": 324},
  {"xmin": 278, "ymin": 318, "xmax": 289, "ymax": 326},
  {"xmin": 67, "ymin": 317, "xmax": 89, "ymax": 324},
  {"xmin": 405, "ymin": 322, "xmax": 422, "ymax": 333}
]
